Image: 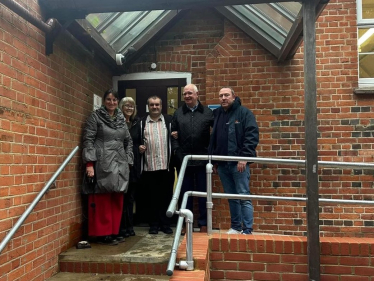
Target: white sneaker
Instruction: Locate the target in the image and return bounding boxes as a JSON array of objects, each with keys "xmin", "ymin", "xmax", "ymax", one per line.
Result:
[{"xmin": 227, "ymin": 228, "xmax": 241, "ymax": 234}]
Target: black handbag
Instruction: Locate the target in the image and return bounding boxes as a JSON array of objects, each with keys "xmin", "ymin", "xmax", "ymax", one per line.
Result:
[{"xmin": 82, "ymin": 172, "xmax": 96, "ymax": 194}]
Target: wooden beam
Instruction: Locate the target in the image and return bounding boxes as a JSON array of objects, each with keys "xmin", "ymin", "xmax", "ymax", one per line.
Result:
[
  {"xmin": 303, "ymin": 0, "xmax": 321, "ymax": 280},
  {"xmin": 40, "ymin": 0, "xmax": 300, "ymax": 19}
]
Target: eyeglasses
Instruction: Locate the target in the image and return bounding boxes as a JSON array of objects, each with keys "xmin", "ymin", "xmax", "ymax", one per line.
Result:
[{"xmin": 123, "ymin": 104, "xmax": 135, "ymax": 109}]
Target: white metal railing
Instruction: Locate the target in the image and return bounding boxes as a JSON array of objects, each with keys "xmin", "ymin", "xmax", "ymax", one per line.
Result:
[{"xmin": 166, "ymin": 155, "xmax": 374, "ymax": 276}]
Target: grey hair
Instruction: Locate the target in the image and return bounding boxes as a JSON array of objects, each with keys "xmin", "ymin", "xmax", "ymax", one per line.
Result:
[
  {"xmin": 119, "ymin": 97, "xmax": 137, "ymax": 121},
  {"xmin": 184, "ymin": 84, "xmax": 198, "ymax": 93}
]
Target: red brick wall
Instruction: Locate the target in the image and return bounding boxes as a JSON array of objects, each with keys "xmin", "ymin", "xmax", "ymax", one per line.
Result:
[
  {"xmin": 0, "ymin": 1, "xmax": 113, "ymax": 280},
  {"xmin": 130, "ymin": 1, "xmax": 374, "ymax": 238},
  {"xmin": 210, "ymin": 235, "xmax": 374, "ymax": 281},
  {"xmin": 1, "ymin": 0, "xmax": 373, "ymax": 280}
]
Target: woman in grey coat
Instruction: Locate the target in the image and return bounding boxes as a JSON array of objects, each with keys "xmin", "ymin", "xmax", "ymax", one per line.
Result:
[{"xmin": 82, "ymin": 89, "xmax": 133, "ymax": 245}]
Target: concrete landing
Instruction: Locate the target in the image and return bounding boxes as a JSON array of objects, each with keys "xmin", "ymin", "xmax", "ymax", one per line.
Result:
[{"xmin": 59, "ymin": 227, "xmax": 176, "ymax": 264}]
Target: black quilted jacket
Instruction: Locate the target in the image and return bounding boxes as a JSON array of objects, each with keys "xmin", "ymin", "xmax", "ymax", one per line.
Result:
[{"xmin": 171, "ymin": 102, "xmax": 214, "ymax": 167}]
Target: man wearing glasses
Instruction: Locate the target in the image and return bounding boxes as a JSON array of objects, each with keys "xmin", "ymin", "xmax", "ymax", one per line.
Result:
[{"xmin": 171, "ymin": 84, "xmax": 214, "ymax": 233}]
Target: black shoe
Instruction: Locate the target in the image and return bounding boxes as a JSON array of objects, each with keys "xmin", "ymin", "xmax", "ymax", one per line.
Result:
[
  {"xmin": 97, "ymin": 236, "xmax": 118, "ymax": 246},
  {"xmin": 119, "ymin": 229, "xmax": 130, "ymax": 238},
  {"xmin": 114, "ymin": 235, "xmax": 126, "ymax": 243},
  {"xmin": 160, "ymin": 226, "xmax": 173, "ymax": 234},
  {"xmin": 149, "ymin": 227, "xmax": 158, "ymax": 234},
  {"xmin": 128, "ymin": 229, "xmax": 135, "ymax": 236}
]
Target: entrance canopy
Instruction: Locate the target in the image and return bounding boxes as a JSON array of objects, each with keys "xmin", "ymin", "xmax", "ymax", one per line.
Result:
[{"xmin": 39, "ymin": 0, "xmax": 328, "ymax": 68}]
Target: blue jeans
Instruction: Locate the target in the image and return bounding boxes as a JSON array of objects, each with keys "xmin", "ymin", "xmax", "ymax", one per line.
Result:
[{"xmin": 217, "ymin": 162, "xmax": 253, "ymax": 233}]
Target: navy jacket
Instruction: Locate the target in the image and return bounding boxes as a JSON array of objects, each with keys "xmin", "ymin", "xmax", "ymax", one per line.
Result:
[{"xmin": 209, "ymin": 97, "xmax": 259, "ymax": 160}]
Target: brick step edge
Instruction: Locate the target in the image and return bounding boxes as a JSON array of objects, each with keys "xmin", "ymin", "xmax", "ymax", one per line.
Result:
[
  {"xmin": 170, "ymin": 269, "xmax": 207, "ymax": 281},
  {"xmin": 59, "ymin": 261, "xmax": 168, "ymax": 275}
]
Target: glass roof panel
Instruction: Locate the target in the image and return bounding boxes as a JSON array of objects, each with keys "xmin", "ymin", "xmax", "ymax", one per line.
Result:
[
  {"xmin": 232, "ymin": 5, "xmax": 286, "ymax": 45},
  {"xmin": 252, "ymin": 3, "xmax": 293, "ymax": 33},
  {"xmin": 85, "ymin": 2, "xmax": 303, "ymax": 60},
  {"xmin": 86, "ymin": 13, "xmax": 113, "ymax": 28},
  {"xmin": 277, "ymin": 2, "xmax": 302, "ymax": 17},
  {"xmin": 103, "ymin": 12, "xmax": 145, "ymax": 43},
  {"xmin": 112, "ymin": 10, "xmax": 166, "ymax": 52}
]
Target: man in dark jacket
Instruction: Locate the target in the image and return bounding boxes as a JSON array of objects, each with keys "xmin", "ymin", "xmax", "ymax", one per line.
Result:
[
  {"xmin": 209, "ymin": 87, "xmax": 259, "ymax": 235},
  {"xmin": 139, "ymin": 96, "xmax": 177, "ymax": 235},
  {"xmin": 172, "ymin": 84, "xmax": 213, "ymax": 232}
]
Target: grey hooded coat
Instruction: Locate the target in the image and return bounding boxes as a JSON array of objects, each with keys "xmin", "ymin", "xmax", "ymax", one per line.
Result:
[{"xmin": 82, "ymin": 106, "xmax": 134, "ymax": 194}]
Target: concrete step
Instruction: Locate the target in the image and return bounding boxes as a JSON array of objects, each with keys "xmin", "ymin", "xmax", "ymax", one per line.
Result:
[
  {"xmin": 47, "ymin": 272, "xmax": 170, "ymax": 281},
  {"xmin": 58, "ymin": 227, "xmax": 176, "ymax": 275}
]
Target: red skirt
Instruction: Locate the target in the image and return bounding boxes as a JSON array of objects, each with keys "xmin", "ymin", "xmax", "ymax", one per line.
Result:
[{"xmin": 88, "ymin": 193, "xmax": 124, "ymax": 237}]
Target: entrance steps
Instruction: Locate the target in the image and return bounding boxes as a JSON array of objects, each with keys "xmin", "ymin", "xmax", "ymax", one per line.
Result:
[{"xmin": 46, "ymin": 227, "xmax": 209, "ymax": 281}]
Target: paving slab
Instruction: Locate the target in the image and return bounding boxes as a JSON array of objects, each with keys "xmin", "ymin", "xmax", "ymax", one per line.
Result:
[{"xmin": 59, "ymin": 227, "xmax": 177, "ymax": 264}]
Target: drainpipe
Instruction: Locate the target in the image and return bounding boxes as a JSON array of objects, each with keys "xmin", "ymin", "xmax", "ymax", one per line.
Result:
[{"xmin": 1, "ymin": 0, "xmax": 60, "ymax": 55}]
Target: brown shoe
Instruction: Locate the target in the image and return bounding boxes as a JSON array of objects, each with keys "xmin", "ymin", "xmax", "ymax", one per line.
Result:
[{"xmin": 200, "ymin": 226, "xmax": 207, "ymax": 233}]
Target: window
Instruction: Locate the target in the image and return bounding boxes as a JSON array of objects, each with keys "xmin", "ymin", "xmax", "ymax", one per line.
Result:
[{"xmin": 357, "ymin": 0, "xmax": 374, "ymax": 87}]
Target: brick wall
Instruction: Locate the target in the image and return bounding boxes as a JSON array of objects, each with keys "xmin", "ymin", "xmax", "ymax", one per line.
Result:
[
  {"xmin": 1, "ymin": 0, "xmax": 374, "ymax": 280},
  {"xmin": 130, "ymin": 1, "xmax": 374, "ymax": 237},
  {"xmin": 210, "ymin": 235, "xmax": 374, "ymax": 281},
  {"xmin": 0, "ymin": 1, "xmax": 113, "ymax": 280}
]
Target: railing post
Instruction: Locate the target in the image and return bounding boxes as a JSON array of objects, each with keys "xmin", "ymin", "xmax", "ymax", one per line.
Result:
[
  {"xmin": 206, "ymin": 161, "xmax": 213, "ymax": 235},
  {"xmin": 176, "ymin": 209, "xmax": 194, "ymax": 271}
]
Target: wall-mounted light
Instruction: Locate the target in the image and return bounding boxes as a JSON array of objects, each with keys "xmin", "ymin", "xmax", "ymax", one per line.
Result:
[{"xmin": 115, "ymin": 46, "xmax": 137, "ymax": 66}]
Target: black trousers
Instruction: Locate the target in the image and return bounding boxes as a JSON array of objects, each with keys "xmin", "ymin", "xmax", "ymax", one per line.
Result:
[
  {"xmin": 119, "ymin": 182, "xmax": 137, "ymax": 233},
  {"xmin": 141, "ymin": 169, "xmax": 174, "ymax": 228}
]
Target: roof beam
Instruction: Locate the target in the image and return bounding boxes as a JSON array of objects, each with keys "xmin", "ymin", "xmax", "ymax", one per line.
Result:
[
  {"xmin": 39, "ymin": 0, "xmax": 300, "ymax": 19},
  {"xmin": 278, "ymin": 0, "xmax": 330, "ymax": 61}
]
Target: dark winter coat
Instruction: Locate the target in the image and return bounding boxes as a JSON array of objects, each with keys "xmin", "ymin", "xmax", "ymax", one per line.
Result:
[
  {"xmin": 171, "ymin": 102, "xmax": 214, "ymax": 167},
  {"xmin": 82, "ymin": 106, "xmax": 134, "ymax": 194},
  {"xmin": 128, "ymin": 116, "xmax": 141, "ymax": 183},
  {"xmin": 209, "ymin": 97, "xmax": 259, "ymax": 160}
]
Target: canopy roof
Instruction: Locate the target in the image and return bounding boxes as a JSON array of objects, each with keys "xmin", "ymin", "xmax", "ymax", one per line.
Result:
[{"xmin": 39, "ymin": 0, "xmax": 328, "ymax": 69}]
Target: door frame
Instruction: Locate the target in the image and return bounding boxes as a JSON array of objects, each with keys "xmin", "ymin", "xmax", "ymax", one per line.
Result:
[{"xmin": 112, "ymin": 71, "xmax": 192, "ymax": 92}]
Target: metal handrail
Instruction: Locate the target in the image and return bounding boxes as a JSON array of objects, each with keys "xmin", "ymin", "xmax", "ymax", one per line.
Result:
[
  {"xmin": 0, "ymin": 146, "xmax": 79, "ymax": 254},
  {"xmin": 166, "ymin": 155, "xmax": 374, "ymax": 276}
]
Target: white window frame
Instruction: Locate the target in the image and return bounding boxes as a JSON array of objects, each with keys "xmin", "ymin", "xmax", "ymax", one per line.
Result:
[
  {"xmin": 112, "ymin": 72, "xmax": 192, "ymax": 92},
  {"xmin": 357, "ymin": 0, "xmax": 374, "ymax": 87}
]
